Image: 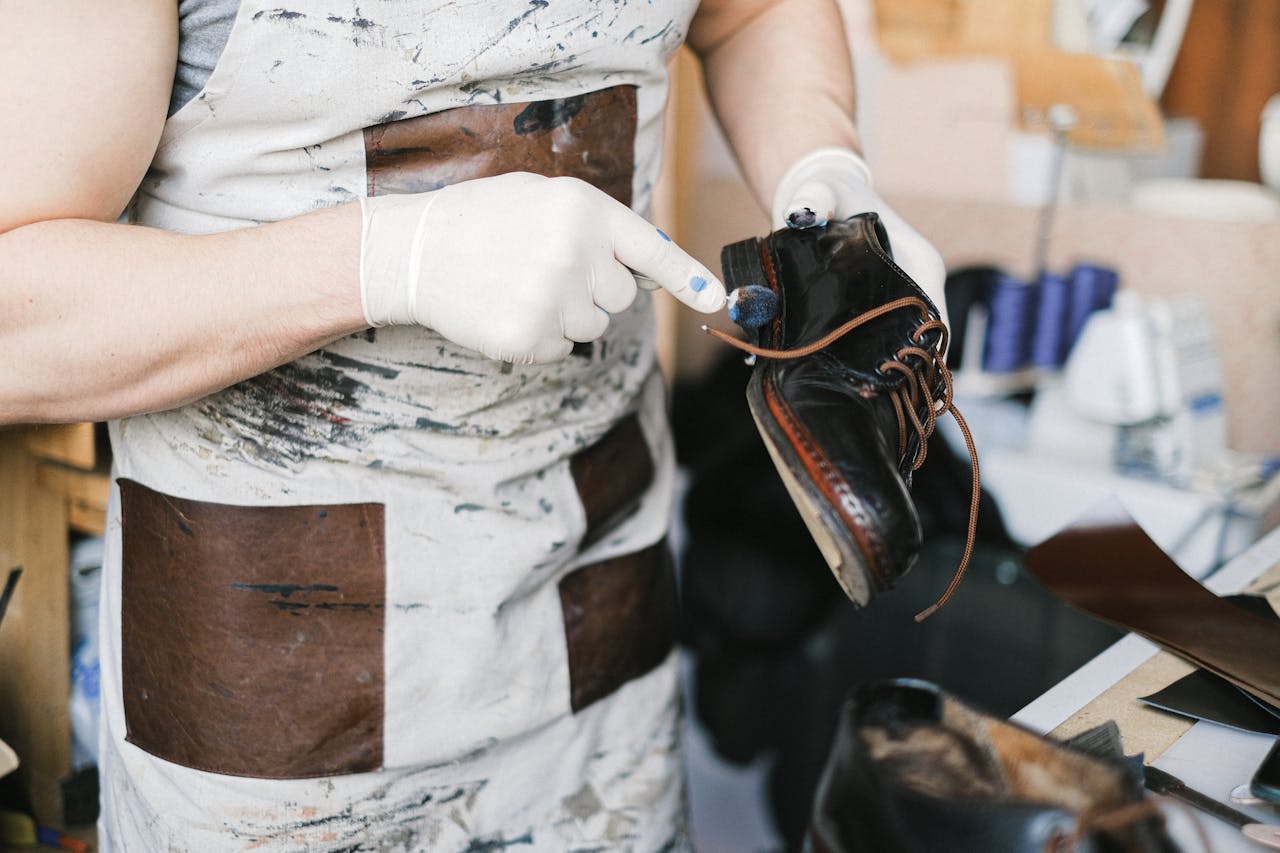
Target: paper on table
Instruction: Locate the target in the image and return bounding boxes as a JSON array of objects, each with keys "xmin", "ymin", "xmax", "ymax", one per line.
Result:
[{"xmin": 1152, "ymin": 721, "xmax": 1278, "ymax": 851}]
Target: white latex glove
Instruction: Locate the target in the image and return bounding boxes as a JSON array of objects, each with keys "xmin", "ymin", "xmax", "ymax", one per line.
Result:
[
  {"xmin": 771, "ymin": 147, "xmax": 949, "ymax": 330},
  {"xmin": 360, "ymin": 172, "xmax": 726, "ymax": 364}
]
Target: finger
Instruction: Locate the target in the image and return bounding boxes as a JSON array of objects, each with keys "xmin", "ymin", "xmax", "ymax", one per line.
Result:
[
  {"xmin": 606, "ymin": 206, "xmax": 726, "ymax": 313},
  {"xmin": 592, "ymin": 262, "xmax": 640, "ymax": 314},
  {"xmin": 561, "ymin": 301, "xmax": 610, "ymax": 343},
  {"xmin": 520, "ymin": 336, "xmax": 576, "ymax": 365},
  {"xmin": 781, "ymin": 180, "xmax": 838, "ymax": 229}
]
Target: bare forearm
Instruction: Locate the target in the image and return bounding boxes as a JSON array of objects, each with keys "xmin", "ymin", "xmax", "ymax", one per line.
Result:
[
  {"xmin": 692, "ymin": 0, "xmax": 860, "ymax": 212},
  {"xmin": 0, "ymin": 204, "xmax": 366, "ymax": 424}
]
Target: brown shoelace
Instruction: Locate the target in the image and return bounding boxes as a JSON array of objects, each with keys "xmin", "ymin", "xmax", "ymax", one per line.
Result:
[{"xmin": 702, "ymin": 296, "xmax": 980, "ymax": 622}]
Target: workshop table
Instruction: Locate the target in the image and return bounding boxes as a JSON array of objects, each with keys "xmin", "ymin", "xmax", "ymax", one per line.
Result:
[{"xmin": 1014, "ymin": 523, "xmax": 1280, "ymax": 850}]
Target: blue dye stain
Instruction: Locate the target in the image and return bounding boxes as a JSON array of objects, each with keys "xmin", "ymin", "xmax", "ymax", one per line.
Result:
[
  {"xmin": 656, "ymin": 228, "xmax": 671, "ymax": 242},
  {"xmin": 727, "ymin": 284, "xmax": 779, "ymax": 330},
  {"xmin": 690, "ymin": 276, "xmax": 708, "ymax": 292}
]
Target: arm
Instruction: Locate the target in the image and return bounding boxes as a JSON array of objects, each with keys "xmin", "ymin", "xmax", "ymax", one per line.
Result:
[
  {"xmin": 0, "ymin": 0, "xmax": 366, "ymax": 425},
  {"xmin": 687, "ymin": 0, "xmax": 860, "ymax": 214},
  {"xmin": 2, "ymin": 1, "xmax": 724, "ymax": 426},
  {"xmin": 688, "ymin": 0, "xmax": 948, "ymax": 322}
]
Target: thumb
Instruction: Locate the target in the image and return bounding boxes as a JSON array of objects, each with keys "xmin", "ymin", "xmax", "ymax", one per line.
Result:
[{"xmin": 777, "ymin": 180, "xmax": 837, "ymax": 230}]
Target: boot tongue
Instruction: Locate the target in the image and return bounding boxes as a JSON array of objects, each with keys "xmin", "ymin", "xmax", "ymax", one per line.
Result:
[{"xmin": 766, "ymin": 214, "xmax": 942, "ymax": 381}]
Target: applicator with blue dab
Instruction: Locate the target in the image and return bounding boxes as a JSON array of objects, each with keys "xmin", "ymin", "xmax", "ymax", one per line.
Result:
[{"xmin": 726, "ymin": 284, "xmax": 779, "ymax": 331}]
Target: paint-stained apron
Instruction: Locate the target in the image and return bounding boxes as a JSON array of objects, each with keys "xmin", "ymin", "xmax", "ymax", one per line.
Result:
[{"xmin": 99, "ymin": 2, "xmax": 698, "ymax": 850}]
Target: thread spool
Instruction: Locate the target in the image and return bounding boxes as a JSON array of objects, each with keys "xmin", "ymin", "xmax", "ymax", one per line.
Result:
[
  {"xmin": 982, "ymin": 273, "xmax": 1039, "ymax": 373},
  {"xmin": 1066, "ymin": 264, "xmax": 1118, "ymax": 354},
  {"xmin": 1030, "ymin": 272, "xmax": 1071, "ymax": 368}
]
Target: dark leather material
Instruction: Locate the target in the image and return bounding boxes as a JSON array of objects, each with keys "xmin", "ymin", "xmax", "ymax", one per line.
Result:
[
  {"xmin": 119, "ymin": 478, "xmax": 385, "ymax": 779},
  {"xmin": 559, "ymin": 540, "xmax": 678, "ymax": 712},
  {"xmin": 806, "ymin": 679, "xmax": 1179, "ymax": 853},
  {"xmin": 570, "ymin": 413, "xmax": 655, "ymax": 549},
  {"xmin": 363, "ymin": 85, "xmax": 636, "ymax": 206},
  {"xmin": 1137, "ymin": 594, "xmax": 1280, "ymax": 735},
  {"xmin": 1024, "ymin": 498, "xmax": 1280, "ymax": 708},
  {"xmin": 724, "ymin": 215, "xmax": 944, "ymax": 602}
]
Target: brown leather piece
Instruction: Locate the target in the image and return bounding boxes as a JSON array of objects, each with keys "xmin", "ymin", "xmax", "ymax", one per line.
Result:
[
  {"xmin": 570, "ymin": 413, "xmax": 655, "ymax": 549},
  {"xmin": 1024, "ymin": 497, "xmax": 1280, "ymax": 707},
  {"xmin": 119, "ymin": 478, "xmax": 386, "ymax": 778},
  {"xmin": 364, "ymin": 86, "xmax": 637, "ymax": 205},
  {"xmin": 559, "ymin": 540, "xmax": 678, "ymax": 713}
]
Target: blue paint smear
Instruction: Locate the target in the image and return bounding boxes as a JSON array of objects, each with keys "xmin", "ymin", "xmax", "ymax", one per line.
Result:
[
  {"xmin": 690, "ymin": 276, "xmax": 708, "ymax": 292},
  {"xmin": 1189, "ymin": 393, "xmax": 1222, "ymax": 413},
  {"xmin": 231, "ymin": 583, "xmax": 339, "ymax": 597},
  {"xmin": 656, "ymin": 228, "xmax": 671, "ymax": 242}
]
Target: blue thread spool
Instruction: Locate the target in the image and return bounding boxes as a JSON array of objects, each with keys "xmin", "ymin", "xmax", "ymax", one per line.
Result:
[
  {"xmin": 1065, "ymin": 264, "xmax": 1118, "ymax": 354},
  {"xmin": 982, "ymin": 273, "xmax": 1039, "ymax": 373},
  {"xmin": 1030, "ymin": 272, "xmax": 1071, "ymax": 368}
]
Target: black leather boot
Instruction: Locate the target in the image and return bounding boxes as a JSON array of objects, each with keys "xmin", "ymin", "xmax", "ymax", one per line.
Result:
[
  {"xmin": 714, "ymin": 214, "xmax": 978, "ymax": 619},
  {"xmin": 806, "ymin": 679, "xmax": 1181, "ymax": 853}
]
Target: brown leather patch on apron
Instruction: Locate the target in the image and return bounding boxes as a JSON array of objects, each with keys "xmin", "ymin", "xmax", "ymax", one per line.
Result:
[
  {"xmin": 559, "ymin": 540, "xmax": 678, "ymax": 713},
  {"xmin": 118, "ymin": 478, "xmax": 385, "ymax": 778},
  {"xmin": 363, "ymin": 85, "xmax": 637, "ymax": 205},
  {"xmin": 570, "ymin": 413, "xmax": 655, "ymax": 549}
]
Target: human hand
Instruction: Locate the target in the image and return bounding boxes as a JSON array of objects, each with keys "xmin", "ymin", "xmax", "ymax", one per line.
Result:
[
  {"xmin": 771, "ymin": 147, "xmax": 949, "ymax": 330},
  {"xmin": 360, "ymin": 172, "xmax": 726, "ymax": 364}
]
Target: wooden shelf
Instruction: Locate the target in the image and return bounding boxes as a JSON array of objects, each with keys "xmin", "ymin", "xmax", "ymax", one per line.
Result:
[{"xmin": 0, "ymin": 423, "xmax": 107, "ymax": 828}]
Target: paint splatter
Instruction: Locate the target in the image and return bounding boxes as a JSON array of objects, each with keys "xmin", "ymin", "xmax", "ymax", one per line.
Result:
[
  {"xmin": 231, "ymin": 583, "xmax": 340, "ymax": 597},
  {"xmin": 690, "ymin": 276, "xmax": 708, "ymax": 292},
  {"xmin": 513, "ymin": 95, "xmax": 587, "ymax": 135}
]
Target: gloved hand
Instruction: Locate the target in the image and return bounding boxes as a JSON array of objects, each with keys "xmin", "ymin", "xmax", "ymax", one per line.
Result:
[
  {"xmin": 360, "ymin": 172, "xmax": 726, "ymax": 364},
  {"xmin": 771, "ymin": 147, "xmax": 949, "ymax": 330}
]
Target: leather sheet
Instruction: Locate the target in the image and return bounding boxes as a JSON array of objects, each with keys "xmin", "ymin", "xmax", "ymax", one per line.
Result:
[
  {"xmin": 363, "ymin": 85, "xmax": 636, "ymax": 206},
  {"xmin": 569, "ymin": 413, "xmax": 655, "ymax": 550},
  {"xmin": 1024, "ymin": 498, "xmax": 1280, "ymax": 708},
  {"xmin": 559, "ymin": 540, "xmax": 678, "ymax": 713},
  {"xmin": 119, "ymin": 479, "xmax": 386, "ymax": 778}
]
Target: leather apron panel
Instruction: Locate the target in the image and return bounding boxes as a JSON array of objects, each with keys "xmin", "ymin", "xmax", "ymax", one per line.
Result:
[
  {"xmin": 559, "ymin": 540, "xmax": 678, "ymax": 713},
  {"xmin": 119, "ymin": 478, "xmax": 385, "ymax": 778},
  {"xmin": 570, "ymin": 412, "xmax": 655, "ymax": 550},
  {"xmin": 364, "ymin": 85, "xmax": 636, "ymax": 206}
]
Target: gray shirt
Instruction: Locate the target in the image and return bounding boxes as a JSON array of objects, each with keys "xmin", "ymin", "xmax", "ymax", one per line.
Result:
[{"xmin": 169, "ymin": 0, "xmax": 238, "ymax": 116}]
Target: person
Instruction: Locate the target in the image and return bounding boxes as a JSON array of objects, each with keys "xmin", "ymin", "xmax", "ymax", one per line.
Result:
[{"xmin": 0, "ymin": 1, "xmax": 947, "ymax": 849}]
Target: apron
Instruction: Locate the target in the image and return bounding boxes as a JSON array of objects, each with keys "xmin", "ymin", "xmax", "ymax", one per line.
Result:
[{"xmin": 98, "ymin": 2, "xmax": 697, "ymax": 849}]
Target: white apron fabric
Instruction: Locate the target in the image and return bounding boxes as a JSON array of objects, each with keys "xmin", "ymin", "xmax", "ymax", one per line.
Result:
[{"xmin": 99, "ymin": 2, "xmax": 697, "ymax": 849}]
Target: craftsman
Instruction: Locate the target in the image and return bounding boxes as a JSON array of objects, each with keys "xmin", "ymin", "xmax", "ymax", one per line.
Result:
[{"xmin": 0, "ymin": 1, "xmax": 945, "ymax": 849}]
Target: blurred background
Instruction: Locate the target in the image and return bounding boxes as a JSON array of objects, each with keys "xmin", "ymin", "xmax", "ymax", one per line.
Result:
[
  {"xmin": 650, "ymin": 0, "xmax": 1280, "ymax": 849},
  {"xmin": 2, "ymin": 0, "xmax": 1279, "ymax": 850}
]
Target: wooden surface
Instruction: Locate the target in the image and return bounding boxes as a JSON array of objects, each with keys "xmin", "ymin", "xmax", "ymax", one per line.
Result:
[
  {"xmin": 0, "ymin": 423, "xmax": 107, "ymax": 828},
  {"xmin": 872, "ymin": 0, "xmax": 1164, "ymax": 151},
  {"xmin": 1160, "ymin": 0, "xmax": 1280, "ymax": 181},
  {"xmin": 25, "ymin": 425, "xmax": 96, "ymax": 472},
  {"xmin": 35, "ymin": 463, "xmax": 110, "ymax": 537},
  {"xmin": 0, "ymin": 430, "xmax": 73, "ymax": 828}
]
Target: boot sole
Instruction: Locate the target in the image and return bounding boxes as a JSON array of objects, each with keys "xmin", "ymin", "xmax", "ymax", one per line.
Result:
[{"xmin": 746, "ymin": 372, "xmax": 876, "ymax": 607}]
